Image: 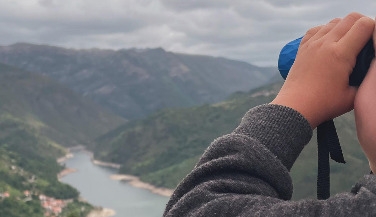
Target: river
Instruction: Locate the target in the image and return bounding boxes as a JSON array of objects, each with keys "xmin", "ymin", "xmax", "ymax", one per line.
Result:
[{"xmin": 60, "ymin": 151, "xmax": 170, "ymax": 217}]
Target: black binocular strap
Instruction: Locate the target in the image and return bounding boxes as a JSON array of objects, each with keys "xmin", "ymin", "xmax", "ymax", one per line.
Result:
[{"xmin": 316, "ymin": 120, "xmax": 345, "ymax": 200}]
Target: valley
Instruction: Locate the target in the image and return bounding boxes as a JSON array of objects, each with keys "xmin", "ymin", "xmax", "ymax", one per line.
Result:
[{"xmin": 0, "ymin": 43, "xmax": 368, "ymax": 217}]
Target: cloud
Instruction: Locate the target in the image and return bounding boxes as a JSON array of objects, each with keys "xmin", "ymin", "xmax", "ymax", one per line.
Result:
[
  {"xmin": 0, "ymin": 0, "xmax": 375, "ymax": 66},
  {"xmin": 160, "ymin": 0, "xmax": 230, "ymax": 11}
]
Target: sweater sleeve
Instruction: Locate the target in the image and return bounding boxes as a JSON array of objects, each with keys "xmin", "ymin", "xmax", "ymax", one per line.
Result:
[{"xmin": 163, "ymin": 104, "xmax": 376, "ymax": 217}]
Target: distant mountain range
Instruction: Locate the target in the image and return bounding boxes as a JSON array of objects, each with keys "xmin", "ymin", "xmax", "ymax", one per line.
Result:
[{"xmin": 0, "ymin": 43, "xmax": 278, "ymax": 119}]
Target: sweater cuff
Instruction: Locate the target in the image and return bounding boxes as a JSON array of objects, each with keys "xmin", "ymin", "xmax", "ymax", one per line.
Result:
[{"xmin": 233, "ymin": 104, "xmax": 313, "ymax": 170}]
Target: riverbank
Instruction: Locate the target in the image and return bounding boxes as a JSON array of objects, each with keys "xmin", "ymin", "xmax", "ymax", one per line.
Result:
[
  {"xmin": 91, "ymin": 155, "xmax": 174, "ymax": 197},
  {"xmin": 92, "ymin": 159, "xmax": 121, "ymax": 169},
  {"xmin": 87, "ymin": 207, "xmax": 116, "ymax": 217},
  {"xmin": 57, "ymin": 153, "xmax": 74, "ymax": 164},
  {"xmin": 61, "ymin": 149, "xmax": 174, "ymax": 198},
  {"xmin": 58, "ymin": 168, "xmax": 77, "ymax": 179},
  {"xmin": 57, "ymin": 152, "xmax": 77, "ymax": 179},
  {"xmin": 110, "ymin": 174, "xmax": 174, "ymax": 197}
]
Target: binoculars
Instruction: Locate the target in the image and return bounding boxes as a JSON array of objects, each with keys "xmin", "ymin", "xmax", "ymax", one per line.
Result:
[{"xmin": 278, "ymin": 37, "xmax": 375, "ymax": 86}]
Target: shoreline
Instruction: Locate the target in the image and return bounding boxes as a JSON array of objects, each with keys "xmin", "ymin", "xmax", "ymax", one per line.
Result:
[
  {"xmin": 110, "ymin": 174, "xmax": 174, "ymax": 197},
  {"xmin": 60, "ymin": 149, "xmax": 174, "ymax": 198},
  {"xmin": 57, "ymin": 152, "xmax": 77, "ymax": 179},
  {"xmin": 57, "ymin": 153, "xmax": 74, "ymax": 164},
  {"xmin": 92, "ymin": 159, "xmax": 121, "ymax": 169},
  {"xmin": 91, "ymin": 159, "xmax": 174, "ymax": 198},
  {"xmin": 87, "ymin": 207, "xmax": 116, "ymax": 217},
  {"xmin": 82, "ymin": 150, "xmax": 121, "ymax": 169},
  {"xmin": 58, "ymin": 168, "xmax": 77, "ymax": 179}
]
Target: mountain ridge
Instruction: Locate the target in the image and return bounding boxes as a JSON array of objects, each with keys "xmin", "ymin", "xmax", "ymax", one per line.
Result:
[{"xmin": 0, "ymin": 43, "xmax": 278, "ymax": 119}]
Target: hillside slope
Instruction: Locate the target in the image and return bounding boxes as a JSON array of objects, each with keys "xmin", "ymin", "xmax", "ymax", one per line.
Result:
[
  {"xmin": 0, "ymin": 112, "xmax": 95, "ymax": 216},
  {"xmin": 0, "ymin": 62, "xmax": 125, "ymax": 216},
  {"xmin": 0, "ymin": 63, "xmax": 124, "ymax": 147},
  {"xmin": 0, "ymin": 43, "xmax": 277, "ymax": 119},
  {"xmin": 95, "ymin": 81, "xmax": 368, "ymax": 199}
]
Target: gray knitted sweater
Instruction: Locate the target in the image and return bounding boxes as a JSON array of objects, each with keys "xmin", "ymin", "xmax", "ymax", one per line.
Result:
[{"xmin": 163, "ymin": 104, "xmax": 376, "ymax": 217}]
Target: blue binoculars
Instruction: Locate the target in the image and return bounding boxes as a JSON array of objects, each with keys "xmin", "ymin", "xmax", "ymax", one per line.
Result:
[{"xmin": 278, "ymin": 37, "xmax": 375, "ymax": 86}]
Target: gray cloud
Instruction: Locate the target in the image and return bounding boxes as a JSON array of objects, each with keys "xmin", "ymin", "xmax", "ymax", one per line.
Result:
[
  {"xmin": 160, "ymin": 0, "xmax": 230, "ymax": 11},
  {"xmin": 0, "ymin": 0, "xmax": 375, "ymax": 66}
]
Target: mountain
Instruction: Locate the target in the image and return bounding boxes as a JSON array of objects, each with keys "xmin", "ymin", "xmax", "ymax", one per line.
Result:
[
  {"xmin": 0, "ymin": 43, "xmax": 278, "ymax": 119},
  {"xmin": 95, "ymin": 81, "xmax": 368, "ymax": 200},
  {"xmin": 0, "ymin": 63, "xmax": 124, "ymax": 147},
  {"xmin": 0, "ymin": 63, "xmax": 120, "ymax": 216}
]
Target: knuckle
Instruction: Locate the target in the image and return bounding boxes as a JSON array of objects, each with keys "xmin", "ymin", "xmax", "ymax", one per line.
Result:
[
  {"xmin": 305, "ymin": 26, "xmax": 321, "ymax": 36},
  {"xmin": 328, "ymin": 18, "xmax": 341, "ymax": 24},
  {"xmin": 331, "ymin": 46, "xmax": 355, "ymax": 66},
  {"xmin": 346, "ymin": 12, "xmax": 363, "ymax": 22},
  {"xmin": 357, "ymin": 16, "xmax": 374, "ymax": 29},
  {"xmin": 331, "ymin": 46, "xmax": 345, "ymax": 59}
]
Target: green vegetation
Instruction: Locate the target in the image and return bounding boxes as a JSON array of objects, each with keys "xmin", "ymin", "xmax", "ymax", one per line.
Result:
[
  {"xmin": 0, "ymin": 62, "xmax": 116, "ymax": 215},
  {"xmin": 61, "ymin": 200, "xmax": 93, "ymax": 217},
  {"xmin": 0, "ymin": 115, "xmax": 83, "ymax": 216},
  {"xmin": 0, "ymin": 197, "xmax": 43, "ymax": 217},
  {"xmin": 0, "ymin": 62, "xmax": 124, "ymax": 147},
  {"xmin": 95, "ymin": 83, "xmax": 281, "ymax": 188},
  {"xmin": 95, "ymin": 81, "xmax": 369, "ymax": 200}
]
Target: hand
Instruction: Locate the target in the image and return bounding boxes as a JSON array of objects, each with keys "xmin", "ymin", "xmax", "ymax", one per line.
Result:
[
  {"xmin": 354, "ymin": 25, "xmax": 376, "ymax": 172},
  {"xmin": 271, "ymin": 12, "xmax": 374, "ymax": 129}
]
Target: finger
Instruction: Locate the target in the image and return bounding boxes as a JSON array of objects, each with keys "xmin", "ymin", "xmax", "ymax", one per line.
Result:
[
  {"xmin": 327, "ymin": 12, "xmax": 365, "ymax": 41},
  {"xmin": 300, "ymin": 25, "xmax": 323, "ymax": 45},
  {"xmin": 308, "ymin": 18, "xmax": 341, "ymax": 41},
  {"xmin": 337, "ymin": 16, "xmax": 374, "ymax": 59}
]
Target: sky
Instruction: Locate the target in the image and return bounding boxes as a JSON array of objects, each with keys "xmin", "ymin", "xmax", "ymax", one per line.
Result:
[{"xmin": 1, "ymin": 0, "xmax": 376, "ymax": 66}]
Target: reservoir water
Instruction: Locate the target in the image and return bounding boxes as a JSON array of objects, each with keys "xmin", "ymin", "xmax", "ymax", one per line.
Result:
[{"xmin": 60, "ymin": 151, "xmax": 170, "ymax": 217}]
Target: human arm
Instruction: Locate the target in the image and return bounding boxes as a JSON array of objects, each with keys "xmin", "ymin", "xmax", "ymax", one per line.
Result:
[
  {"xmin": 163, "ymin": 104, "xmax": 376, "ymax": 217},
  {"xmin": 163, "ymin": 13, "xmax": 376, "ymax": 217}
]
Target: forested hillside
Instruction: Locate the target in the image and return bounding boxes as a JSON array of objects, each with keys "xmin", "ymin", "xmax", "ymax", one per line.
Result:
[
  {"xmin": 0, "ymin": 63, "xmax": 124, "ymax": 147},
  {"xmin": 0, "ymin": 111, "xmax": 93, "ymax": 216},
  {"xmin": 0, "ymin": 63, "xmax": 123, "ymax": 216},
  {"xmin": 95, "ymin": 81, "xmax": 369, "ymax": 200}
]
